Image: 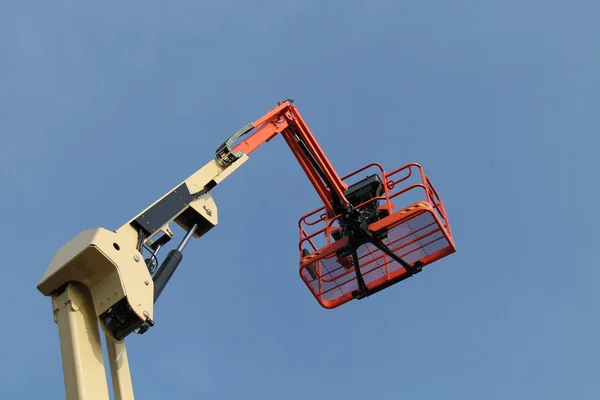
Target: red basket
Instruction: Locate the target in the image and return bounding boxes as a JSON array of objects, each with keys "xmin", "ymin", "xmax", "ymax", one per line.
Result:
[{"xmin": 298, "ymin": 162, "xmax": 456, "ymax": 309}]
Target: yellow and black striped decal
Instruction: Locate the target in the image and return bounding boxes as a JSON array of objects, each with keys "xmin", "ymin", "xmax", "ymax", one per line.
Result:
[
  {"xmin": 301, "ymin": 250, "xmax": 322, "ymax": 264},
  {"xmin": 397, "ymin": 202, "xmax": 430, "ymax": 216}
]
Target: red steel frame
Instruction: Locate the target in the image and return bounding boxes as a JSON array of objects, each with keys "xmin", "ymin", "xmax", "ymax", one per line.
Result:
[{"xmin": 227, "ymin": 100, "xmax": 456, "ymax": 308}]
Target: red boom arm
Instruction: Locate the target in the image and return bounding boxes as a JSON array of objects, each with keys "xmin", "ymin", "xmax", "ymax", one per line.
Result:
[{"xmin": 217, "ymin": 100, "xmax": 349, "ymax": 216}]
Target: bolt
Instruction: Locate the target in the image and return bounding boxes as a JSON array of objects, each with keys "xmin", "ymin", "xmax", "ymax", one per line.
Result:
[
  {"xmin": 145, "ymin": 280, "xmax": 149, "ymax": 286},
  {"xmin": 143, "ymin": 311, "xmax": 149, "ymax": 318},
  {"xmin": 134, "ymin": 255, "xmax": 140, "ymax": 262},
  {"xmin": 203, "ymin": 205, "xmax": 212, "ymax": 216}
]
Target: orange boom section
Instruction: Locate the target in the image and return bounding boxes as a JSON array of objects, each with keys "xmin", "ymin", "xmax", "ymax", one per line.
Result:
[
  {"xmin": 298, "ymin": 163, "xmax": 456, "ymax": 309},
  {"xmin": 215, "ymin": 99, "xmax": 455, "ymax": 309}
]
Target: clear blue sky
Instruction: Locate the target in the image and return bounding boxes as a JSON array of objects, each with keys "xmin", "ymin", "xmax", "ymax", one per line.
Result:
[{"xmin": 2, "ymin": 1, "xmax": 598, "ymax": 399}]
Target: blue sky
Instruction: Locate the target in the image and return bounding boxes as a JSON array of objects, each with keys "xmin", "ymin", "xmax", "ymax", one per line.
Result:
[{"xmin": 2, "ymin": 1, "xmax": 599, "ymax": 399}]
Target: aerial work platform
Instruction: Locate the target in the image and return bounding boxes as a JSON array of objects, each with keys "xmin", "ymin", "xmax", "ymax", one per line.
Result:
[
  {"xmin": 298, "ymin": 162, "xmax": 456, "ymax": 308},
  {"xmin": 37, "ymin": 99, "xmax": 457, "ymax": 399}
]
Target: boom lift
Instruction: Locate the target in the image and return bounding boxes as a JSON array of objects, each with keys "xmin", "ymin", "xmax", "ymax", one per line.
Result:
[{"xmin": 37, "ymin": 99, "xmax": 456, "ymax": 399}]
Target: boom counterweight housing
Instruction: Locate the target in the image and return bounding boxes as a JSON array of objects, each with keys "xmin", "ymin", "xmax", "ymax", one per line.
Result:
[{"xmin": 37, "ymin": 99, "xmax": 456, "ymax": 400}]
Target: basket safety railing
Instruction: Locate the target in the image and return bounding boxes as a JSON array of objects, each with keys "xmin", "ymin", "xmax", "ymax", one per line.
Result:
[
  {"xmin": 298, "ymin": 162, "xmax": 452, "ymax": 256},
  {"xmin": 297, "ymin": 162, "xmax": 455, "ymax": 307}
]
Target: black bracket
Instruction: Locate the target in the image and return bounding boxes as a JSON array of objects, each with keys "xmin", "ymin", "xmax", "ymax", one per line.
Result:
[
  {"xmin": 339, "ymin": 208, "xmax": 423, "ymax": 300},
  {"xmin": 215, "ymin": 122, "xmax": 254, "ymax": 167}
]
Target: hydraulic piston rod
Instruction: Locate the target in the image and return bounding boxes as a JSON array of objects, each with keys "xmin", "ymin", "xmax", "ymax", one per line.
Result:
[{"xmin": 153, "ymin": 224, "xmax": 198, "ymax": 302}]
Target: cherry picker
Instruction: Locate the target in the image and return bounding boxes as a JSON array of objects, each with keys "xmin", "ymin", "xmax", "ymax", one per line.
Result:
[{"xmin": 37, "ymin": 99, "xmax": 456, "ymax": 399}]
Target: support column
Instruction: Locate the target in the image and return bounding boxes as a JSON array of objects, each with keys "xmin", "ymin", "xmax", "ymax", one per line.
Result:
[
  {"xmin": 106, "ymin": 336, "xmax": 135, "ymax": 400},
  {"xmin": 53, "ymin": 282, "xmax": 110, "ymax": 400}
]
